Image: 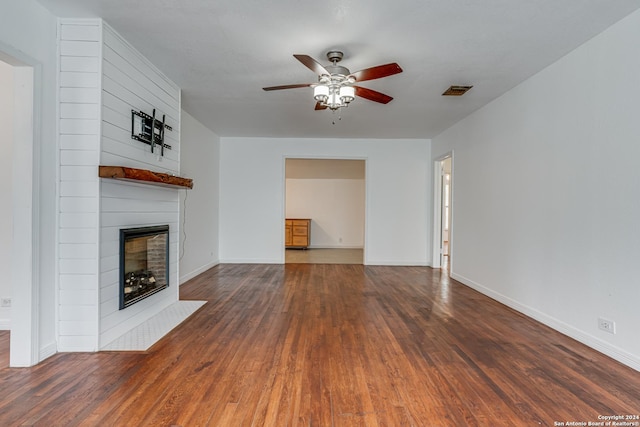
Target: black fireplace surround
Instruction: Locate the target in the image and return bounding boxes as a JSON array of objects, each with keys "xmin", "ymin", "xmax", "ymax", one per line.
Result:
[{"xmin": 119, "ymin": 225, "xmax": 169, "ymax": 309}]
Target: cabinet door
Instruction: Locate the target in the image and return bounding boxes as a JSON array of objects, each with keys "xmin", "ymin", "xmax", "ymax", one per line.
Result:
[{"xmin": 285, "ymin": 225, "xmax": 292, "ymax": 246}]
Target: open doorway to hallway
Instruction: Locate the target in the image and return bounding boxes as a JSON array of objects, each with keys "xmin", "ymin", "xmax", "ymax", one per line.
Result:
[
  {"xmin": 0, "ymin": 49, "xmax": 38, "ymax": 367},
  {"xmin": 433, "ymin": 155, "xmax": 453, "ymax": 272},
  {"xmin": 0, "ymin": 58, "xmax": 13, "ymax": 367},
  {"xmin": 284, "ymin": 159, "xmax": 365, "ymax": 264}
]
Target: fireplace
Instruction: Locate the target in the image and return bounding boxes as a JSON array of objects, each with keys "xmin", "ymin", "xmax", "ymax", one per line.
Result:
[{"xmin": 119, "ymin": 225, "xmax": 169, "ymax": 309}]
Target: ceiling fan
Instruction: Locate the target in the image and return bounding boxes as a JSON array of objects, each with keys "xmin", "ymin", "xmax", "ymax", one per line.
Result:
[{"xmin": 263, "ymin": 51, "xmax": 403, "ymax": 111}]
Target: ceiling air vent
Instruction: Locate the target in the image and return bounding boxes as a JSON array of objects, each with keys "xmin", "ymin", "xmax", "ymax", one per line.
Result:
[{"xmin": 442, "ymin": 85, "xmax": 473, "ymax": 96}]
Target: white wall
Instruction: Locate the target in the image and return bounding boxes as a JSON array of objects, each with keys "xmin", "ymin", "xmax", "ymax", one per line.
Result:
[
  {"xmin": 0, "ymin": 0, "xmax": 58, "ymax": 364},
  {"xmin": 179, "ymin": 111, "xmax": 220, "ymax": 283},
  {"xmin": 286, "ymin": 178, "xmax": 365, "ymax": 248},
  {"xmin": 220, "ymin": 138, "xmax": 431, "ymax": 265},
  {"xmin": 432, "ymin": 10, "xmax": 640, "ymax": 371},
  {"xmin": 0, "ymin": 60, "xmax": 13, "ymax": 330}
]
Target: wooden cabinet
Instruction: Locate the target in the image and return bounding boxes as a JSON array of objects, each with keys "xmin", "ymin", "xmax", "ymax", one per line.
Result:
[{"xmin": 285, "ymin": 218, "xmax": 310, "ymax": 248}]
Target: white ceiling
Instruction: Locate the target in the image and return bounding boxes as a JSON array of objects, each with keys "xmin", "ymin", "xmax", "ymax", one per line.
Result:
[{"xmin": 36, "ymin": 0, "xmax": 640, "ymax": 139}]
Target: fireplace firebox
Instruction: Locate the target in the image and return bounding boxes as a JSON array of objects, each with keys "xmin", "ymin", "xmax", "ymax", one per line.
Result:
[{"xmin": 119, "ymin": 225, "xmax": 169, "ymax": 309}]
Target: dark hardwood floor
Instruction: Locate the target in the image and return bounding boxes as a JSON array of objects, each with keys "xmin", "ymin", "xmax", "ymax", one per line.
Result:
[{"xmin": 1, "ymin": 264, "xmax": 639, "ymax": 426}]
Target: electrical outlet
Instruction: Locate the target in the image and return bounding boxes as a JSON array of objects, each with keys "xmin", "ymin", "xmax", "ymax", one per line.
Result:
[
  {"xmin": 598, "ymin": 317, "xmax": 616, "ymax": 334},
  {"xmin": 0, "ymin": 298, "xmax": 11, "ymax": 308}
]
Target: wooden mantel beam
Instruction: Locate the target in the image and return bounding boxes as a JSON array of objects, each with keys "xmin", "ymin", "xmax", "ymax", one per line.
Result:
[{"xmin": 99, "ymin": 166, "xmax": 193, "ymax": 189}]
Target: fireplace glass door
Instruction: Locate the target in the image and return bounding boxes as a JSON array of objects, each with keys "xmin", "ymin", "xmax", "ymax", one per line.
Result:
[{"xmin": 119, "ymin": 225, "xmax": 169, "ymax": 309}]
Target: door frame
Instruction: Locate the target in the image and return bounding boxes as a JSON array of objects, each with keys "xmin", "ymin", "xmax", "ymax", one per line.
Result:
[
  {"xmin": 0, "ymin": 46, "xmax": 41, "ymax": 367},
  {"xmin": 432, "ymin": 152, "xmax": 453, "ymax": 270},
  {"xmin": 282, "ymin": 156, "xmax": 367, "ymax": 264}
]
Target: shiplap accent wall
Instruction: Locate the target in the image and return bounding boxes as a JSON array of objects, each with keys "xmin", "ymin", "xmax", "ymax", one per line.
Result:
[
  {"xmin": 57, "ymin": 19, "xmax": 182, "ymax": 351},
  {"xmin": 98, "ymin": 24, "xmax": 181, "ymax": 348},
  {"xmin": 58, "ymin": 20, "xmax": 102, "ymax": 351}
]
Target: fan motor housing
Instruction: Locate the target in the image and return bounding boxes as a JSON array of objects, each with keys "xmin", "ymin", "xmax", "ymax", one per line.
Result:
[{"xmin": 325, "ymin": 65, "xmax": 350, "ymax": 76}]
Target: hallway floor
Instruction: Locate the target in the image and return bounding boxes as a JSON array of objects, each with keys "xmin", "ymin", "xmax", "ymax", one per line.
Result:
[{"xmin": 285, "ymin": 248, "xmax": 363, "ymax": 264}]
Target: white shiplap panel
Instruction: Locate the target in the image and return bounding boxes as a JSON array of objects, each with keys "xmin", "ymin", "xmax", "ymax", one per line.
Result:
[
  {"xmin": 58, "ymin": 336, "xmax": 98, "ymax": 352},
  {"xmin": 100, "ymin": 254, "xmax": 118, "ymax": 273},
  {"xmin": 60, "ymin": 103, "xmax": 100, "ymax": 119},
  {"xmin": 101, "ymin": 135, "xmax": 180, "ymax": 170},
  {"xmin": 60, "ymin": 213, "xmax": 98, "ymax": 229},
  {"xmin": 60, "ymin": 23, "xmax": 101, "ymax": 41},
  {"xmin": 59, "ymin": 305, "xmax": 97, "ymax": 321},
  {"xmin": 59, "ymin": 228, "xmax": 97, "ymax": 244},
  {"xmin": 102, "ymin": 75, "xmax": 178, "ymax": 132},
  {"xmin": 102, "ymin": 62, "xmax": 177, "ymax": 123},
  {"xmin": 59, "ymin": 258, "xmax": 98, "ymax": 275},
  {"xmin": 100, "ymin": 268, "xmax": 118, "ymax": 288},
  {"xmin": 101, "ymin": 212, "xmax": 178, "ymax": 228},
  {"xmin": 100, "ymin": 282, "xmax": 118, "ymax": 303},
  {"xmin": 60, "ymin": 181, "xmax": 99, "ymax": 197},
  {"xmin": 60, "ymin": 56, "xmax": 100, "ymax": 73},
  {"xmin": 60, "ymin": 150, "xmax": 99, "ymax": 166},
  {"xmin": 60, "ymin": 87, "xmax": 100, "ymax": 104},
  {"xmin": 60, "ymin": 118, "xmax": 100, "ymax": 135},
  {"xmin": 100, "ymin": 240, "xmax": 118, "ymax": 257},
  {"xmin": 103, "ymin": 45, "xmax": 179, "ymax": 114},
  {"xmin": 102, "ymin": 26, "xmax": 179, "ymax": 102},
  {"xmin": 60, "ymin": 197, "xmax": 97, "ymax": 213},
  {"xmin": 59, "ymin": 244, "xmax": 98, "ymax": 259},
  {"xmin": 101, "ymin": 125, "xmax": 179, "ymax": 164},
  {"xmin": 102, "ymin": 103, "xmax": 178, "ymax": 148},
  {"xmin": 57, "ymin": 20, "xmax": 102, "ymax": 353},
  {"xmin": 59, "ymin": 320, "xmax": 98, "ymax": 336},
  {"xmin": 59, "ymin": 290, "xmax": 98, "ymax": 307},
  {"xmin": 59, "ymin": 274, "xmax": 97, "ymax": 291},
  {"xmin": 101, "ymin": 197, "xmax": 177, "ymax": 213},
  {"xmin": 60, "ymin": 166, "xmax": 96, "ymax": 181},
  {"xmin": 60, "ymin": 134, "xmax": 99, "ymax": 150},
  {"xmin": 101, "ymin": 180, "xmax": 181, "ymax": 201},
  {"xmin": 60, "ymin": 71, "xmax": 99, "ymax": 89},
  {"xmin": 60, "ymin": 40, "xmax": 100, "ymax": 57}
]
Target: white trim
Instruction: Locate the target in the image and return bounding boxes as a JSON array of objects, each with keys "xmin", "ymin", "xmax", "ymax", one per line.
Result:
[
  {"xmin": 179, "ymin": 260, "xmax": 219, "ymax": 285},
  {"xmin": 0, "ymin": 319, "xmax": 9, "ymax": 330},
  {"xmin": 451, "ymin": 272, "xmax": 640, "ymax": 372}
]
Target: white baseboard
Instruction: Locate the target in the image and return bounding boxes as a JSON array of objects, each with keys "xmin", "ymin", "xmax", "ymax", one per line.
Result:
[
  {"xmin": 307, "ymin": 245, "xmax": 364, "ymax": 249},
  {"xmin": 451, "ymin": 272, "xmax": 640, "ymax": 372},
  {"xmin": 0, "ymin": 318, "xmax": 9, "ymax": 330},
  {"xmin": 39, "ymin": 342, "xmax": 57, "ymax": 362},
  {"xmin": 180, "ymin": 260, "xmax": 220, "ymax": 285},
  {"xmin": 219, "ymin": 258, "xmax": 282, "ymax": 264},
  {"xmin": 365, "ymin": 260, "xmax": 430, "ymax": 266}
]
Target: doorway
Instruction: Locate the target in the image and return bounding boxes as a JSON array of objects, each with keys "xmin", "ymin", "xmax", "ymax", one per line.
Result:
[
  {"xmin": 284, "ymin": 158, "xmax": 365, "ymax": 264},
  {"xmin": 432, "ymin": 154, "xmax": 453, "ymax": 271},
  {"xmin": 0, "ymin": 49, "xmax": 38, "ymax": 367}
]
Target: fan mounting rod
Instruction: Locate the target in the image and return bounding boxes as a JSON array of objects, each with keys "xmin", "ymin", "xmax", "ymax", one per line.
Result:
[
  {"xmin": 326, "ymin": 50, "xmax": 344, "ymax": 64},
  {"xmin": 325, "ymin": 51, "xmax": 350, "ymax": 76}
]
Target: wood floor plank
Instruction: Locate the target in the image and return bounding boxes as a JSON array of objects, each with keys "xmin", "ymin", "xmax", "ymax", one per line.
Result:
[{"xmin": 1, "ymin": 264, "xmax": 639, "ymax": 426}]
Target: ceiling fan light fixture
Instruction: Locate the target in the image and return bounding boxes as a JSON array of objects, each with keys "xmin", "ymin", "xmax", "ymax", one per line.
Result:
[{"xmin": 263, "ymin": 51, "xmax": 403, "ymax": 112}]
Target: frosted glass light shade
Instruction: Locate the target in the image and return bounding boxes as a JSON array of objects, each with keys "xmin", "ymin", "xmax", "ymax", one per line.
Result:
[
  {"xmin": 339, "ymin": 86, "xmax": 355, "ymax": 104},
  {"xmin": 314, "ymin": 85, "xmax": 329, "ymax": 102}
]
